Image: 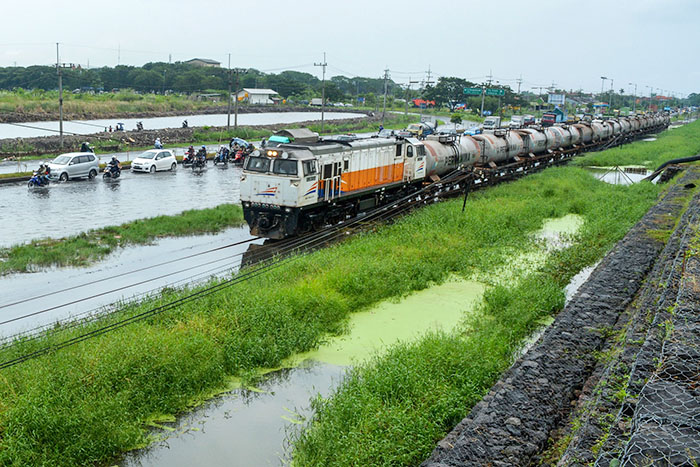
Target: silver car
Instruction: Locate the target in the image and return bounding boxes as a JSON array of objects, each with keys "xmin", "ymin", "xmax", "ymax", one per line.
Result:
[{"xmin": 48, "ymin": 152, "xmax": 100, "ymax": 181}]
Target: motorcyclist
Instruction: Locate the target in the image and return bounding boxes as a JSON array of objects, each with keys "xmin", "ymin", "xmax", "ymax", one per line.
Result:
[
  {"xmin": 184, "ymin": 145, "xmax": 195, "ymax": 163},
  {"xmin": 36, "ymin": 163, "xmax": 50, "ymax": 184},
  {"xmin": 196, "ymin": 146, "xmax": 207, "ymax": 165},
  {"xmin": 80, "ymin": 142, "xmax": 93, "ymax": 153},
  {"xmin": 108, "ymin": 156, "xmax": 121, "ymax": 175},
  {"xmin": 217, "ymin": 145, "xmax": 229, "ymax": 162},
  {"xmin": 154, "ymin": 138, "xmax": 163, "ymax": 149}
]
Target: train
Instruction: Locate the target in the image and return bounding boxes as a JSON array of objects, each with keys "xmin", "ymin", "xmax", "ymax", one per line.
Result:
[{"xmin": 240, "ymin": 114, "xmax": 670, "ymax": 239}]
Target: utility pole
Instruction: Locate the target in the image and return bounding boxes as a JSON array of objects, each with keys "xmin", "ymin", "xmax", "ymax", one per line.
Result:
[
  {"xmin": 480, "ymin": 70, "xmax": 493, "ymax": 117},
  {"xmin": 419, "ymin": 66, "xmax": 434, "ymax": 122},
  {"xmin": 381, "ymin": 68, "xmax": 390, "ymax": 126},
  {"xmin": 227, "ymin": 54, "xmax": 232, "ymax": 130},
  {"xmin": 314, "ymin": 52, "xmax": 327, "ymax": 133},
  {"xmin": 56, "ymin": 43, "xmax": 64, "ymax": 148},
  {"xmin": 629, "ymin": 82, "xmax": 637, "ymax": 113},
  {"xmin": 404, "ymin": 78, "xmax": 419, "ymax": 116},
  {"xmin": 233, "ymin": 67, "xmax": 245, "ymax": 130},
  {"xmin": 609, "ymin": 78, "xmax": 614, "ymax": 112},
  {"xmin": 516, "ymin": 74, "xmax": 523, "ymax": 94}
]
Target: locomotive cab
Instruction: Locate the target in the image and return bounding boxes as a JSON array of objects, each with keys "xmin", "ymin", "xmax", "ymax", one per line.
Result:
[{"xmin": 240, "ymin": 148, "xmax": 319, "ymax": 238}]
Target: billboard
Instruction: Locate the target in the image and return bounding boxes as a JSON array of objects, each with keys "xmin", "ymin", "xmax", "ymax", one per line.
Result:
[{"xmin": 548, "ymin": 94, "xmax": 566, "ymax": 105}]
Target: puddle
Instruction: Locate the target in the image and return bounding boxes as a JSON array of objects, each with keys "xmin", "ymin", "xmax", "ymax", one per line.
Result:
[
  {"xmin": 642, "ymin": 137, "xmax": 657, "ymax": 142},
  {"xmin": 587, "ymin": 166, "xmax": 652, "ymax": 185}
]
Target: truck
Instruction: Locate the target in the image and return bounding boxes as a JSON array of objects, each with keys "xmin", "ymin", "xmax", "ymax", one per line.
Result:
[
  {"xmin": 509, "ymin": 115, "xmax": 524, "ymax": 129},
  {"xmin": 310, "ymin": 98, "xmax": 323, "ymax": 106},
  {"xmin": 482, "ymin": 116, "xmax": 501, "ymax": 130}
]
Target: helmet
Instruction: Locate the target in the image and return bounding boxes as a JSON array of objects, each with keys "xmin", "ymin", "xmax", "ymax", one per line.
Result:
[
  {"xmin": 201, "ymin": 146, "xmax": 206, "ymax": 149},
  {"xmin": 112, "ymin": 156, "xmax": 117, "ymax": 161}
]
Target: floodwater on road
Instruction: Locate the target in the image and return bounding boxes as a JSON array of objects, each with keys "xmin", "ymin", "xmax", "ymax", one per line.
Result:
[
  {"xmin": 0, "ymin": 111, "xmax": 364, "ymax": 139},
  {"xmin": 0, "ymin": 163, "xmax": 243, "ymax": 247},
  {"xmin": 0, "ymin": 226, "xmax": 260, "ymax": 339}
]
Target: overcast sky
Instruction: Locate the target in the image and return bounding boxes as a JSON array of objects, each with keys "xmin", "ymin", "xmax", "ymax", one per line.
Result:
[{"xmin": 2, "ymin": 0, "xmax": 698, "ymax": 96}]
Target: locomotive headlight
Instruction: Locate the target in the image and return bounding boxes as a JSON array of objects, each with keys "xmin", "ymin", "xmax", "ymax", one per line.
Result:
[{"xmin": 266, "ymin": 150, "xmax": 279, "ymax": 157}]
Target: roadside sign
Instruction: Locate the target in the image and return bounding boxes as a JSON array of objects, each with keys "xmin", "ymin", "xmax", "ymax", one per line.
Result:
[
  {"xmin": 464, "ymin": 87, "xmax": 481, "ymax": 95},
  {"xmin": 486, "ymin": 88, "xmax": 505, "ymax": 96}
]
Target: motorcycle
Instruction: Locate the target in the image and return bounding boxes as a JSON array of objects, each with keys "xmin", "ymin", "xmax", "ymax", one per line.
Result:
[
  {"xmin": 213, "ymin": 150, "xmax": 229, "ymax": 165},
  {"xmin": 103, "ymin": 165, "xmax": 121, "ymax": 179},
  {"xmin": 232, "ymin": 150, "xmax": 246, "ymax": 165},
  {"xmin": 182, "ymin": 153, "xmax": 195, "ymax": 167},
  {"xmin": 28, "ymin": 172, "xmax": 50, "ymax": 187},
  {"xmin": 192, "ymin": 157, "xmax": 207, "ymax": 172}
]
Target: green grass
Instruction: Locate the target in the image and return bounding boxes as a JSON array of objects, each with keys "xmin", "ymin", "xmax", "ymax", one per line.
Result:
[
  {"xmin": 0, "ymin": 163, "xmax": 664, "ymax": 465},
  {"xmin": 574, "ymin": 119, "xmax": 700, "ymax": 169},
  {"xmin": 0, "ymin": 204, "xmax": 244, "ymax": 275},
  {"xmin": 287, "ymin": 167, "xmax": 664, "ymax": 465},
  {"xmin": 0, "ymin": 89, "xmax": 216, "ymax": 116}
]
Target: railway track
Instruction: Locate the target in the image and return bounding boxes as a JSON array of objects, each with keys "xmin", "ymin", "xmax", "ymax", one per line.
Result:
[{"xmin": 0, "ymin": 124, "xmax": 667, "ymax": 366}]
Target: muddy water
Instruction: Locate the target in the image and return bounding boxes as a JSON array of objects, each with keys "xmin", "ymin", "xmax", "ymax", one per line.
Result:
[
  {"xmin": 0, "ymin": 112, "xmax": 364, "ymax": 139},
  {"xmin": 123, "ymin": 214, "xmax": 589, "ymax": 466},
  {"xmin": 0, "ymin": 164, "xmax": 243, "ymax": 247}
]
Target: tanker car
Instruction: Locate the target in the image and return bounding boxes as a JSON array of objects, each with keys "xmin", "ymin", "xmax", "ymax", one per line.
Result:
[{"xmin": 240, "ymin": 114, "xmax": 669, "ymax": 239}]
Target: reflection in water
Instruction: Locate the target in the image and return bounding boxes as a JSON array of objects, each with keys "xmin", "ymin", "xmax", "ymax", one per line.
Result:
[{"xmin": 121, "ymin": 361, "xmax": 344, "ymax": 467}]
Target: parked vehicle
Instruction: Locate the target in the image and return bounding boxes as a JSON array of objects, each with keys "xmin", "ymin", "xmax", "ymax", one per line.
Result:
[
  {"xmin": 28, "ymin": 172, "xmax": 50, "ymax": 187},
  {"xmin": 131, "ymin": 149, "xmax": 177, "ymax": 173},
  {"xmin": 48, "ymin": 152, "xmax": 100, "ymax": 181}
]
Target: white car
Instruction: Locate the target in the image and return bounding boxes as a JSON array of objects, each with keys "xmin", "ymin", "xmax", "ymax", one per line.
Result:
[{"xmin": 131, "ymin": 149, "xmax": 177, "ymax": 173}]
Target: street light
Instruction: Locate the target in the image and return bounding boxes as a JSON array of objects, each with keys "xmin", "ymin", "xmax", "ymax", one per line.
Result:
[
  {"xmin": 609, "ymin": 78, "xmax": 614, "ymax": 113},
  {"xmin": 628, "ymin": 82, "xmax": 637, "ymax": 113},
  {"xmin": 600, "ymin": 76, "xmax": 607, "ymax": 95}
]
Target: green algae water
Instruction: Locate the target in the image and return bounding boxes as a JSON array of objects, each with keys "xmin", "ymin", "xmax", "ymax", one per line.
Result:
[{"xmin": 285, "ymin": 278, "xmax": 486, "ymax": 367}]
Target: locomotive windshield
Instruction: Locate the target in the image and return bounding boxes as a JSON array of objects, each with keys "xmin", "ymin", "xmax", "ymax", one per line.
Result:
[
  {"xmin": 272, "ymin": 159, "xmax": 298, "ymax": 176},
  {"xmin": 245, "ymin": 156, "xmax": 270, "ymax": 173}
]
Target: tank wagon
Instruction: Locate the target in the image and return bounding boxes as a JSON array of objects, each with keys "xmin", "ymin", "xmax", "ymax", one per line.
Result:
[{"xmin": 240, "ymin": 113, "xmax": 669, "ymax": 238}]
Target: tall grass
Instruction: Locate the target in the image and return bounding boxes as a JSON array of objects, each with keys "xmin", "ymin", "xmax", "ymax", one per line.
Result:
[
  {"xmin": 0, "ymin": 164, "xmax": 663, "ymax": 465},
  {"xmin": 574, "ymin": 119, "xmax": 700, "ymax": 169},
  {"xmin": 0, "ymin": 204, "xmax": 244, "ymax": 274}
]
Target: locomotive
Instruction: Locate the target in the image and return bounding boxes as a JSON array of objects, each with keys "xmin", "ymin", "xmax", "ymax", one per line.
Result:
[{"xmin": 240, "ymin": 114, "xmax": 669, "ymax": 239}]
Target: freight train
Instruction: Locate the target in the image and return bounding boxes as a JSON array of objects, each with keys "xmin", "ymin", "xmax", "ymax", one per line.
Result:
[{"xmin": 240, "ymin": 114, "xmax": 669, "ymax": 239}]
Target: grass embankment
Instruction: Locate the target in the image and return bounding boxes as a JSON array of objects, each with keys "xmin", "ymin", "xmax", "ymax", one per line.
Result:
[
  {"xmin": 0, "ymin": 90, "xmax": 215, "ymax": 116},
  {"xmin": 0, "ymin": 204, "xmax": 244, "ymax": 275},
  {"xmin": 574, "ymin": 119, "xmax": 700, "ymax": 169},
  {"xmin": 0, "ymin": 163, "xmax": 661, "ymax": 465}
]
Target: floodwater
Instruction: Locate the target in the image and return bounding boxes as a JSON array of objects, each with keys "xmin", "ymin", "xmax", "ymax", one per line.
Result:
[
  {"xmin": 121, "ymin": 277, "xmax": 486, "ymax": 467},
  {"xmin": 0, "ymin": 111, "xmax": 364, "ymax": 139},
  {"xmin": 0, "ymin": 163, "xmax": 243, "ymax": 247},
  {"xmin": 0, "ymin": 226, "xmax": 260, "ymax": 339},
  {"xmin": 122, "ymin": 214, "xmax": 589, "ymax": 466},
  {"xmin": 587, "ymin": 166, "xmax": 652, "ymax": 185}
]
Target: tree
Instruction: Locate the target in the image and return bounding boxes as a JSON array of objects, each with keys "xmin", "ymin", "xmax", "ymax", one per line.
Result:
[
  {"xmin": 450, "ymin": 112, "xmax": 463, "ymax": 129},
  {"xmin": 424, "ymin": 77, "xmax": 474, "ymax": 111}
]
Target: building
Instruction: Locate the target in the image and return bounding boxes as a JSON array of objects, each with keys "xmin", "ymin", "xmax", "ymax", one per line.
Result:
[
  {"xmin": 234, "ymin": 88, "xmax": 280, "ymax": 105},
  {"xmin": 185, "ymin": 58, "xmax": 221, "ymax": 68}
]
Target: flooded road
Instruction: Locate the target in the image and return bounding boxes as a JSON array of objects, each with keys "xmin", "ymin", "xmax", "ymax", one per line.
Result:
[
  {"xmin": 0, "ymin": 226, "xmax": 260, "ymax": 339},
  {"xmin": 0, "ymin": 111, "xmax": 364, "ymax": 139},
  {"xmin": 0, "ymin": 163, "xmax": 243, "ymax": 247}
]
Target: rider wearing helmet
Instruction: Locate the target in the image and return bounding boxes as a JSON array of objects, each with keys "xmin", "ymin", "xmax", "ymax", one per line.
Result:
[
  {"xmin": 108, "ymin": 156, "xmax": 121, "ymax": 175},
  {"xmin": 196, "ymin": 145, "xmax": 207, "ymax": 162}
]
